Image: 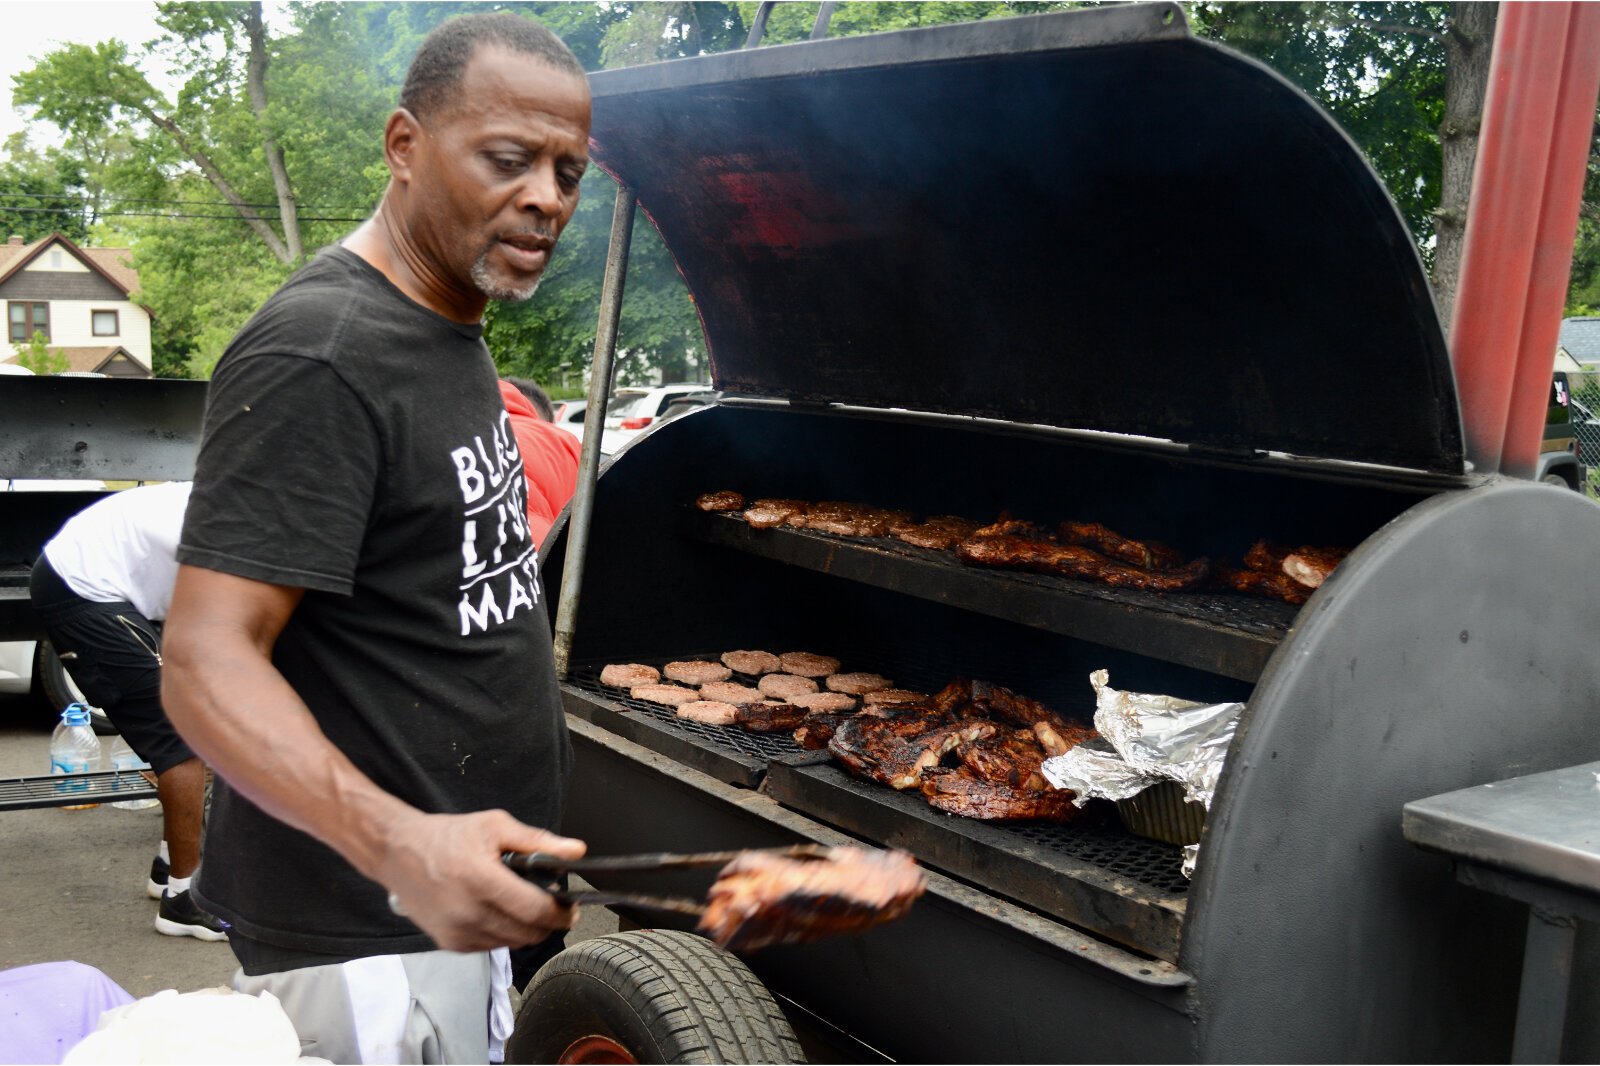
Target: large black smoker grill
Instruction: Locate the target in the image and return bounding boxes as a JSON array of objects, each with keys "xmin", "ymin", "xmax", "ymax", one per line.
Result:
[{"xmin": 543, "ymin": 5, "xmax": 1600, "ymax": 1061}]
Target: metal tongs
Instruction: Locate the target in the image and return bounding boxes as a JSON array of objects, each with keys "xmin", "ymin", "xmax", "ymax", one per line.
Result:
[{"xmin": 500, "ymin": 843, "xmax": 835, "ymax": 917}]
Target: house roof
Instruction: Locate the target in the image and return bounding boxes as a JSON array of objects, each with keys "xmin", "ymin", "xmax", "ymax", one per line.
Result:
[
  {"xmin": 1, "ymin": 345, "xmax": 150, "ymax": 376},
  {"xmin": 0, "ymin": 232, "xmax": 140, "ymax": 297},
  {"xmin": 1558, "ymin": 318, "xmax": 1600, "ymax": 367}
]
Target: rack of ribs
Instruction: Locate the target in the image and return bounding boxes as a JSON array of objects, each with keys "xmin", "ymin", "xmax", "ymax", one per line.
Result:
[
  {"xmin": 920, "ymin": 768, "xmax": 1084, "ymax": 822},
  {"xmin": 1057, "ymin": 520, "xmax": 1185, "ymax": 571},
  {"xmin": 956, "ymin": 533, "xmax": 1212, "ymax": 592},
  {"xmin": 698, "ymin": 847, "xmax": 926, "ymax": 952}
]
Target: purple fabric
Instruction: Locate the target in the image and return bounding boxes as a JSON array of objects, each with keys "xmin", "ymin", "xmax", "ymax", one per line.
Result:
[{"xmin": 0, "ymin": 961, "xmax": 134, "ymax": 1065}]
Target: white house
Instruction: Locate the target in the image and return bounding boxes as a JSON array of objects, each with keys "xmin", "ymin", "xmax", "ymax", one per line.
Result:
[{"xmin": 0, "ymin": 232, "xmax": 154, "ymax": 377}]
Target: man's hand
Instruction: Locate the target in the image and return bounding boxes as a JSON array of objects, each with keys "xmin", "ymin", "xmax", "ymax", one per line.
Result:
[{"xmin": 375, "ymin": 808, "xmax": 587, "ymax": 952}]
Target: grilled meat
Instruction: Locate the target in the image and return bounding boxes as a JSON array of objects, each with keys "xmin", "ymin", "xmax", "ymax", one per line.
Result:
[
  {"xmin": 789, "ymin": 502, "xmax": 913, "ymax": 539},
  {"xmin": 600, "ymin": 663, "xmax": 660, "ymax": 688},
  {"xmin": 921, "ymin": 768, "xmax": 1082, "ymax": 822},
  {"xmin": 700, "ymin": 681, "xmax": 762, "ymax": 706},
  {"xmin": 677, "ymin": 700, "xmax": 739, "ymax": 726},
  {"xmin": 930, "ymin": 678, "xmax": 974, "ymax": 714},
  {"xmin": 957, "ymin": 728, "xmax": 1051, "ymax": 791},
  {"xmin": 631, "ymin": 684, "xmax": 700, "ymax": 707},
  {"xmin": 793, "ymin": 713, "xmax": 850, "ymax": 750},
  {"xmin": 697, "ymin": 490, "xmax": 745, "ymax": 512},
  {"xmin": 744, "ymin": 499, "xmax": 809, "ymax": 529},
  {"xmin": 966, "ymin": 679, "xmax": 1096, "ymax": 756},
  {"xmin": 779, "ymin": 652, "xmax": 841, "ymax": 678},
  {"xmin": 735, "ymin": 701, "xmax": 809, "ymax": 732},
  {"xmin": 1058, "ymin": 520, "xmax": 1185, "ymax": 571},
  {"xmin": 759, "ymin": 673, "xmax": 820, "ymax": 700},
  {"xmin": 971, "ymin": 516, "xmax": 1051, "ymax": 539},
  {"xmin": 789, "ymin": 691, "xmax": 857, "ymax": 714},
  {"xmin": 698, "ymin": 847, "xmax": 925, "ymax": 952},
  {"xmin": 664, "ymin": 660, "xmax": 733, "ymax": 685},
  {"xmin": 862, "ymin": 688, "xmax": 929, "ymax": 708},
  {"xmin": 1215, "ymin": 563, "xmax": 1312, "ymax": 605},
  {"xmin": 1244, "ymin": 540, "xmax": 1291, "ymax": 573},
  {"xmin": 956, "ymin": 533, "xmax": 1211, "ymax": 592},
  {"xmin": 895, "ymin": 515, "xmax": 980, "ymax": 551},
  {"xmin": 826, "ymin": 672, "xmax": 892, "ymax": 696},
  {"xmin": 828, "ymin": 711, "xmax": 996, "ymax": 790},
  {"xmin": 1282, "ymin": 546, "xmax": 1348, "ymax": 589},
  {"xmin": 722, "ymin": 649, "xmax": 782, "ymax": 676}
]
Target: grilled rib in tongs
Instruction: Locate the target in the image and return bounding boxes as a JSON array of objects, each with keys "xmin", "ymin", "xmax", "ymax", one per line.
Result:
[{"xmin": 502, "ymin": 845, "xmax": 926, "ymax": 952}]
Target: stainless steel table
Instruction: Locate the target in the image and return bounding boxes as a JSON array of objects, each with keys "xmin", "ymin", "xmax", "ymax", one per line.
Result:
[{"xmin": 1404, "ymin": 760, "xmax": 1600, "ymax": 1063}]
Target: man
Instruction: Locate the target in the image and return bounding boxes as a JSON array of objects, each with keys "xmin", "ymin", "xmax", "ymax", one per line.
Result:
[
  {"xmin": 162, "ymin": 14, "xmax": 591, "ymax": 1061},
  {"xmin": 499, "ymin": 376, "xmax": 580, "ymax": 548},
  {"xmin": 29, "ymin": 481, "xmax": 227, "ymax": 942}
]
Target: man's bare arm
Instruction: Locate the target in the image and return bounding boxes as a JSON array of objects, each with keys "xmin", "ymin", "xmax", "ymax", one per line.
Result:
[{"xmin": 161, "ymin": 563, "xmax": 585, "ymax": 951}]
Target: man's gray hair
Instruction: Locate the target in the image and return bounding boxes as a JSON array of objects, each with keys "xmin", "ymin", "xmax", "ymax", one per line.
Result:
[{"xmin": 400, "ymin": 13, "xmax": 585, "ymax": 119}]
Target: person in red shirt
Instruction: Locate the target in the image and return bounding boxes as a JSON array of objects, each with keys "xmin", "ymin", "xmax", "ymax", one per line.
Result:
[{"xmin": 499, "ymin": 377, "xmax": 581, "ymax": 548}]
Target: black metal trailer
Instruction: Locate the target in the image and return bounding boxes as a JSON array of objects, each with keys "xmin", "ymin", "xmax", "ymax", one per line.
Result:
[{"xmin": 538, "ymin": 5, "xmax": 1600, "ymax": 1061}]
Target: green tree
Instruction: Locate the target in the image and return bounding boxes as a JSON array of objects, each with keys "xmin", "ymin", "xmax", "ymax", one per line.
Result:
[
  {"xmin": 13, "ymin": 331, "xmax": 69, "ymax": 375},
  {"xmin": 0, "ymin": 137, "xmax": 90, "ymax": 242}
]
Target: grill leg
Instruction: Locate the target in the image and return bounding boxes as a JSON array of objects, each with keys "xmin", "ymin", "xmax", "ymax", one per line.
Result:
[{"xmin": 1511, "ymin": 905, "xmax": 1578, "ymax": 1063}]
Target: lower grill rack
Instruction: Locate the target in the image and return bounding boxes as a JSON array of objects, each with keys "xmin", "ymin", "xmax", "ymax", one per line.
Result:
[{"xmin": 562, "ymin": 652, "xmax": 1191, "ymax": 961}]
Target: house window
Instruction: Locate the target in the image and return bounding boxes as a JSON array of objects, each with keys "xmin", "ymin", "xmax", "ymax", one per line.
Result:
[
  {"xmin": 8, "ymin": 301, "xmax": 47, "ymax": 343},
  {"xmin": 91, "ymin": 309, "xmax": 119, "ymax": 337}
]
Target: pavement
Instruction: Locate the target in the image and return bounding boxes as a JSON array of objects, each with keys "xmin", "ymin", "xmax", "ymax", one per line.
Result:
[{"xmin": 0, "ymin": 693, "xmax": 615, "ymax": 1000}]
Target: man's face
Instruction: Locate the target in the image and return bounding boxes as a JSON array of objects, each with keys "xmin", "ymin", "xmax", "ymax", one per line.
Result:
[{"xmin": 406, "ymin": 46, "xmax": 591, "ymax": 303}]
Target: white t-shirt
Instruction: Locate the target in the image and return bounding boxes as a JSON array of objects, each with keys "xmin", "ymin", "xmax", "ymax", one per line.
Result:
[{"xmin": 43, "ymin": 481, "xmax": 192, "ymax": 621}]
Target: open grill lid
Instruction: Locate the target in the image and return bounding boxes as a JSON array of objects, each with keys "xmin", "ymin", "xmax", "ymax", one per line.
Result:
[{"xmin": 586, "ymin": 3, "xmax": 1463, "ymax": 474}]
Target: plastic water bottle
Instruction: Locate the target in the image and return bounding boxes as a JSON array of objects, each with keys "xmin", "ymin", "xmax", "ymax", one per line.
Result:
[
  {"xmin": 108, "ymin": 735, "xmax": 161, "ymax": 810},
  {"xmin": 50, "ymin": 703, "xmax": 103, "ymax": 810}
]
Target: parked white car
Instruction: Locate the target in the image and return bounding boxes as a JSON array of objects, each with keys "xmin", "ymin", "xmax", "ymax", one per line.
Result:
[
  {"xmin": 0, "ymin": 638, "xmax": 111, "ymax": 730},
  {"xmin": 601, "ymin": 384, "xmax": 713, "ymax": 454},
  {"xmin": 551, "ymin": 398, "xmax": 589, "ymax": 442}
]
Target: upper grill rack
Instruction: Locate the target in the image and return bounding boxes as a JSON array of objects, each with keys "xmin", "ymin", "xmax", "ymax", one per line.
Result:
[{"xmin": 688, "ymin": 511, "xmax": 1297, "ymax": 682}]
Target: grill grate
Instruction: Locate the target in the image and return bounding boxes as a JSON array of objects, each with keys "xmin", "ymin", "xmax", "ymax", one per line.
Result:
[
  {"xmin": 1009, "ymin": 818, "xmax": 1190, "ymax": 894},
  {"xmin": 568, "ymin": 650, "xmax": 1190, "ymax": 895},
  {"xmin": 0, "ymin": 770, "xmax": 158, "ymax": 811}
]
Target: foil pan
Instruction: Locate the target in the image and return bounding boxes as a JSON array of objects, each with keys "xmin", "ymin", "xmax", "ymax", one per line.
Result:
[{"xmin": 1042, "ymin": 669, "xmax": 1245, "ymax": 877}]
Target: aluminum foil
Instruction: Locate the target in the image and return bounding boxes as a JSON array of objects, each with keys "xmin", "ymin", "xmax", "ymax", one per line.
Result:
[{"xmin": 1041, "ymin": 669, "xmax": 1245, "ymax": 878}]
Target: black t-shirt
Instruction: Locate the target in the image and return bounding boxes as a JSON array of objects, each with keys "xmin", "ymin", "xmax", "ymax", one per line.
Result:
[{"xmin": 180, "ymin": 246, "xmax": 572, "ymax": 957}]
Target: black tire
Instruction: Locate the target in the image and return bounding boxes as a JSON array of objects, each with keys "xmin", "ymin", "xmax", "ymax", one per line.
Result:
[
  {"xmin": 33, "ymin": 640, "xmax": 114, "ymax": 733},
  {"xmin": 505, "ymin": 929, "xmax": 805, "ymax": 1065}
]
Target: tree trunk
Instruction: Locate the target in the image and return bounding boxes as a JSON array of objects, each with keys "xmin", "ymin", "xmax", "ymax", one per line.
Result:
[
  {"xmin": 1433, "ymin": 1, "xmax": 1498, "ymax": 331},
  {"xmin": 141, "ymin": 108, "xmax": 292, "ymax": 263},
  {"xmin": 242, "ymin": 2, "xmax": 302, "ymax": 261}
]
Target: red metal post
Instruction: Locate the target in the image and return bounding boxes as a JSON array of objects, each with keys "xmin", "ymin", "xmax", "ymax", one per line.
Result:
[
  {"xmin": 1449, "ymin": 2, "xmax": 1600, "ymax": 478},
  {"xmin": 1500, "ymin": 2, "xmax": 1600, "ymax": 478}
]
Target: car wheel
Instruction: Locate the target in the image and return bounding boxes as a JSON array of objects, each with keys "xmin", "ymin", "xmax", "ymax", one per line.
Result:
[
  {"xmin": 33, "ymin": 640, "xmax": 114, "ymax": 733},
  {"xmin": 1542, "ymin": 472, "xmax": 1575, "ymax": 489},
  {"xmin": 505, "ymin": 929, "xmax": 805, "ymax": 1064}
]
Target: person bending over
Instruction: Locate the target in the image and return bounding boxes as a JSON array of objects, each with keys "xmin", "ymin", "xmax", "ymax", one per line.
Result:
[{"xmin": 30, "ymin": 481, "xmax": 226, "ymax": 942}]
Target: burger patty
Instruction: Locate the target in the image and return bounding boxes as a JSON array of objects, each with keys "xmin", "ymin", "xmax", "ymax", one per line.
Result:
[
  {"xmin": 664, "ymin": 660, "xmax": 733, "ymax": 685},
  {"xmin": 759, "ymin": 673, "xmax": 821, "ymax": 700},
  {"xmin": 677, "ymin": 700, "xmax": 739, "ymax": 726},
  {"xmin": 631, "ymin": 684, "xmax": 699, "ymax": 707},
  {"xmin": 827, "ymin": 672, "xmax": 893, "ymax": 695},
  {"xmin": 722, "ymin": 650, "xmax": 782, "ymax": 676},
  {"xmin": 696, "ymin": 490, "xmax": 745, "ymax": 512},
  {"xmin": 600, "ymin": 663, "xmax": 660, "ymax": 688},
  {"xmin": 789, "ymin": 691, "xmax": 857, "ymax": 714},
  {"xmin": 780, "ymin": 652, "xmax": 841, "ymax": 678},
  {"xmin": 864, "ymin": 688, "xmax": 929, "ymax": 707},
  {"xmin": 700, "ymin": 681, "xmax": 763, "ymax": 706}
]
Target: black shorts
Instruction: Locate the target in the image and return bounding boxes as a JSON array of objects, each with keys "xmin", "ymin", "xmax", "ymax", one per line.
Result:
[{"xmin": 29, "ymin": 556, "xmax": 194, "ymax": 775}]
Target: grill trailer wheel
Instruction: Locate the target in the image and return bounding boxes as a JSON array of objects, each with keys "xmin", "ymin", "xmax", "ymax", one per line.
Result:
[{"xmin": 505, "ymin": 930, "xmax": 806, "ymax": 1065}]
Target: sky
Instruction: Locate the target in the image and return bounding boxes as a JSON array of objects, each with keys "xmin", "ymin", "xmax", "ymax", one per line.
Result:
[{"xmin": 0, "ymin": 1, "xmax": 171, "ymax": 149}]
